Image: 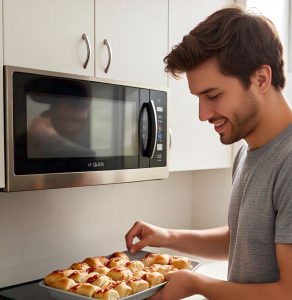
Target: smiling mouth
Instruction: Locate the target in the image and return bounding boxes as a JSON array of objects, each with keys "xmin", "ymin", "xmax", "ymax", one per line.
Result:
[{"xmin": 213, "ymin": 119, "xmax": 227, "ymax": 133}]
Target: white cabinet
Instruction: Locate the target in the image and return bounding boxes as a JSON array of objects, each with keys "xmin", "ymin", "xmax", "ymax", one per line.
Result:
[
  {"xmin": 168, "ymin": 0, "xmax": 232, "ymax": 172},
  {"xmin": 0, "ymin": 0, "xmax": 4, "ymax": 188},
  {"xmin": 3, "ymin": 0, "xmax": 95, "ymax": 76},
  {"xmin": 95, "ymin": 0, "xmax": 168, "ymax": 87}
]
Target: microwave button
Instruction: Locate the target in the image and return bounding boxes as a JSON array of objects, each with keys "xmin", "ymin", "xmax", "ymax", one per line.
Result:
[{"xmin": 157, "ymin": 144, "xmax": 163, "ymax": 151}]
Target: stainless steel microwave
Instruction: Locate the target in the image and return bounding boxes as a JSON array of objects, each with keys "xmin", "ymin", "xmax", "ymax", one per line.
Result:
[{"xmin": 4, "ymin": 66, "xmax": 168, "ymax": 191}]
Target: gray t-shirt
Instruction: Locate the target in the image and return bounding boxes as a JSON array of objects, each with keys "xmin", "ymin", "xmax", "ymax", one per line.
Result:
[{"xmin": 228, "ymin": 124, "xmax": 292, "ymax": 283}]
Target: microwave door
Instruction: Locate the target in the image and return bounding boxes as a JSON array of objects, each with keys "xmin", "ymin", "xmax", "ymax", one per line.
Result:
[{"xmin": 139, "ymin": 100, "xmax": 158, "ymax": 159}]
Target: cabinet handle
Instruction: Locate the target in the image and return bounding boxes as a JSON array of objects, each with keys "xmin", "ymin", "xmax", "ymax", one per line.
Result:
[
  {"xmin": 104, "ymin": 39, "xmax": 112, "ymax": 73},
  {"xmin": 82, "ymin": 33, "xmax": 91, "ymax": 69}
]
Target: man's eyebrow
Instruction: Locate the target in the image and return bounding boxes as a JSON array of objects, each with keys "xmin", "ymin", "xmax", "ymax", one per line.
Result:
[{"xmin": 196, "ymin": 87, "xmax": 220, "ymax": 96}]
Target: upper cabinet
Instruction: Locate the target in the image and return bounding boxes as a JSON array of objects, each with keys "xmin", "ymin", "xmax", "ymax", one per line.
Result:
[
  {"xmin": 168, "ymin": 0, "xmax": 232, "ymax": 172},
  {"xmin": 94, "ymin": 0, "xmax": 168, "ymax": 87},
  {"xmin": 3, "ymin": 0, "xmax": 95, "ymax": 76}
]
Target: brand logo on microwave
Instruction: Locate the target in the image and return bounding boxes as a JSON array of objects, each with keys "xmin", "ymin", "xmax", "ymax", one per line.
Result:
[{"xmin": 88, "ymin": 162, "xmax": 105, "ymax": 168}]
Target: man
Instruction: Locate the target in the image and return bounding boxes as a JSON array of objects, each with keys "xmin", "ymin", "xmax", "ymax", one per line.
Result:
[{"xmin": 125, "ymin": 5, "xmax": 292, "ymax": 300}]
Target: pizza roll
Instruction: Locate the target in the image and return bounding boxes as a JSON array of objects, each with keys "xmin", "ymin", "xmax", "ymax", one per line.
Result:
[
  {"xmin": 68, "ymin": 270, "xmax": 89, "ymax": 283},
  {"xmin": 69, "ymin": 283, "xmax": 100, "ymax": 297},
  {"xmin": 93, "ymin": 287, "xmax": 120, "ymax": 300},
  {"xmin": 170, "ymin": 256, "xmax": 192, "ymax": 270},
  {"xmin": 107, "ymin": 267, "xmax": 133, "ymax": 281},
  {"xmin": 87, "ymin": 273, "xmax": 114, "ymax": 288},
  {"xmin": 83, "ymin": 256, "xmax": 109, "ymax": 268},
  {"xmin": 153, "ymin": 254, "xmax": 171, "ymax": 265},
  {"xmin": 44, "ymin": 269, "xmax": 75, "ymax": 285},
  {"xmin": 93, "ymin": 265, "xmax": 110, "ymax": 275},
  {"xmin": 106, "ymin": 257, "xmax": 127, "ymax": 269},
  {"xmin": 142, "ymin": 272, "xmax": 165, "ymax": 287},
  {"xmin": 110, "ymin": 281, "xmax": 132, "ymax": 298},
  {"xmin": 109, "ymin": 252, "xmax": 130, "ymax": 262},
  {"xmin": 154, "ymin": 264, "xmax": 178, "ymax": 280},
  {"xmin": 126, "ymin": 278, "xmax": 149, "ymax": 294},
  {"xmin": 125, "ymin": 260, "xmax": 144, "ymax": 273},
  {"xmin": 51, "ymin": 278, "xmax": 76, "ymax": 291},
  {"xmin": 132, "ymin": 270, "xmax": 147, "ymax": 279},
  {"xmin": 141, "ymin": 253, "xmax": 156, "ymax": 267},
  {"xmin": 70, "ymin": 262, "xmax": 91, "ymax": 272}
]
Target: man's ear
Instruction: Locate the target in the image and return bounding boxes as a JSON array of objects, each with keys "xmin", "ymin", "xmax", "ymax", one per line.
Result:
[{"xmin": 250, "ymin": 65, "xmax": 272, "ymax": 93}]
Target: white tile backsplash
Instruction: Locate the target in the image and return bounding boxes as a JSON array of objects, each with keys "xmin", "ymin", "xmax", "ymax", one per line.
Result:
[{"xmin": 0, "ymin": 172, "xmax": 193, "ymax": 287}]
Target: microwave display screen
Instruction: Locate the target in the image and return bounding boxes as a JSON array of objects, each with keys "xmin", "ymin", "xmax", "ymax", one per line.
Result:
[{"xmin": 26, "ymin": 93, "xmax": 138, "ymax": 159}]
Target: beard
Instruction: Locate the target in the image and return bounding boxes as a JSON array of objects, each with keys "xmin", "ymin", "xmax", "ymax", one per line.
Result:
[{"xmin": 219, "ymin": 90, "xmax": 260, "ymax": 145}]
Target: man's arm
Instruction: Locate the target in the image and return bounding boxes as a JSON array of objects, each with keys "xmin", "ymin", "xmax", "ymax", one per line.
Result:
[
  {"xmin": 125, "ymin": 221, "xmax": 229, "ymax": 260},
  {"xmin": 166, "ymin": 226, "xmax": 230, "ymax": 260},
  {"xmin": 149, "ymin": 243, "xmax": 292, "ymax": 300}
]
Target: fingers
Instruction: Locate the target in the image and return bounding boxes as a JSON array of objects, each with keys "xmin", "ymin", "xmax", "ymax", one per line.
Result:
[{"xmin": 125, "ymin": 221, "xmax": 144, "ymax": 253}]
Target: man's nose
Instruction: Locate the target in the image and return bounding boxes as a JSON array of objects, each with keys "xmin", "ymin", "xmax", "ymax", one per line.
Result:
[{"xmin": 198, "ymin": 99, "xmax": 215, "ymax": 122}]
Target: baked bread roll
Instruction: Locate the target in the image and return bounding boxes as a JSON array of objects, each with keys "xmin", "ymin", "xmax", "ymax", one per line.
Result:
[
  {"xmin": 69, "ymin": 283, "xmax": 100, "ymax": 297},
  {"xmin": 154, "ymin": 264, "xmax": 178, "ymax": 279},
  {"xmin": 125, "ymin": 260, "xmax": 144, "ymax": 273},
  {"xmin": 51, "ymin": 278, "xmax": 76, "ymax": 291},
  {"xmin": 83, "ymin": 256, "xmax": 109, "ymax": 268},
  {"xmin": 106, "ymin": 257, "xmax": 127, "ymax": 269},
  {"xmin": 142, "ymin": 272, "xmax": 165, "ymax": 287},
  {"xmin": 153, "ymin": 254, "xmax": 171, "ymax": 265},
  {"xmin": 110, "ymin": 281, "xmax": 132, "ymax": 298},
  {"xmin": 109, "ymin": 252, "xmax": 130, "ymax": 262},
  {"xmin": 87, "ymin": 273, "xmax": 114, "ymax": 288},
  {"xmin": 93, "ymin": 287, "xmax": 120, "ymax": 300},
  {"xmin": 44, "ymin": 269, "xmax": 75, "ymax": 285},
  {"xmin": 107, "ymin": 267, "xmax": 133, "ymax": 282},
  {"xmin": 126, "ymin": 278, "xmax": 149, "ymax": 294},
  {"xmin": 132, "ymin": 270, "xmax": 147, "ymax": 279},
  {"xmin": 93, "ymin": 265, "xmax": 110, "ymax": 275},
  {"xmin": 70, "ymin": 262, "xmax": 91, "ymax": 272},
  {"xmin": 141, "ymin": 253, "xmax": 156, "ymax": 267},
  {"xmin": 170, "ymin": 256, "xmax": 192, "ymax": 270},
  {"xmin": 68, "ymin": 270, "xmax": 89, "ymax": 283}
]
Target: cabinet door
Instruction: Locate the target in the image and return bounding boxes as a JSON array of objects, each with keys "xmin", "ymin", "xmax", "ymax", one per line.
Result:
[
  {"xmin": 169, "ymin": 0, "xmax": 232, "ymax": 172},
  {"xmin": 0, "ymin": 0, "xmax": 4, "ymax": 188},
  {"xmin": 3, "ymin": 0, "xmax": 94, "ymax": 76},
  {"xmin": 95, "ymin": 0, "xmax": 168, "ymax": 88}
]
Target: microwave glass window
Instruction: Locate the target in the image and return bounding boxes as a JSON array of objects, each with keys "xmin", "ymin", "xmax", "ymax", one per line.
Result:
[{"xmin": 26, "ymin": 92, "xmax": 138, "ymax": 158}]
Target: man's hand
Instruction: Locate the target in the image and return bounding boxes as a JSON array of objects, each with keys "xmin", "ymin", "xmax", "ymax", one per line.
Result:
[{"xmin": 125, "ymin": 221, "xmax": 171, "ymax": 254}]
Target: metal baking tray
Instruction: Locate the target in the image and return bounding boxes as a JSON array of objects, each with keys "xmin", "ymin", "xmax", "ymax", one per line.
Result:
[{"xmin": 39, "ymin": 250, "xmax": 200, "ymax": 300}]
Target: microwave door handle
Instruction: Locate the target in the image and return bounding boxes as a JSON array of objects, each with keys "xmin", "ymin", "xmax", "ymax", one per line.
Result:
[
  {"xmin": 138, "ymin": 100, "xmax": 157, "ymax": 158},
  {"xmin": 148, "ymin": 100, "xmax": 158, "ymax": 158}
]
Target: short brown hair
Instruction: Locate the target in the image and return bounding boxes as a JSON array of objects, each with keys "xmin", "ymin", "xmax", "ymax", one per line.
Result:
[{"xmin": 164, "ymin": 5, "xmax": 285, "ymax": 89}]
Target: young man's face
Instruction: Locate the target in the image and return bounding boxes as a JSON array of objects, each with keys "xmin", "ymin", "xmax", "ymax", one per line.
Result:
[{"xmin": 186, "ymin": 58, "xmax": 261, "ymax": 145}]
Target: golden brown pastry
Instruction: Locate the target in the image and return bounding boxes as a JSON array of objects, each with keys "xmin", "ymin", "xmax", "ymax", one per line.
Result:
[
  {"xmin": 142, "ymin": 271, "xmax": 165, "ymax": 287},
  {"xmin": 83, "ymin": 256, "xmax": 109, "ymax": 268},
  {"xmin": 93, "ymin": 265, "xmax": 110, "ymax": 275},
  {"xmin": 106, "ymin": 257, "xmax": 127, "ymax": 269},
  {"xmin": 153, "ymin": 254, "xmax": 171, "ymax": 265},
  {"xmin": 107, "ymin": 267, "xmax": 133, "ymax": 281},
  {"xmin": 44, "ymin": 269, "xmax": 75, "ymax": 285},
  {"xmin": 70, "ymin": 262, "xmax": 91, "ymax": 272},
  {"xmin": 154, "ymin": 264, "xmax": 178, "ymax": 280},
  {"xmin": 141, "ymin": 253, "xmax": 156, "ymax": 267},
  {"xmin": 110, "ymin": 281, "xmax": 132, "ymax": 298},
  {"xmin": 87, "ymin": 273, "xmax": 114, "ymax": 288},
  {"xmin": 170, "ymin": 256, "xmax": 192, "ymax": 270},
  {"xmin": 51, "ymin": 278, "xmax": 76, "ymax": 291},
  {"xmin": 132, "ymin": 270, "xmax": 147, "ymax": 279},
  {"xmin": 69, "ymin": 283, "xmax": 100, "ymax": 297},
  {"xmin": 68, "ymin": 270, "xmax": 89, "ymax": 283},
  {"xmin": 126, "ymin": 278, "xmax": 149, "ymax": 294},
  {"xmin": 125, "ymin": 260, "xmax": 144, "ymax": 273},
  {"xmin": 93, "ymin": 287, "xmax": 120, "ymax": 300},
  {"xmin": 109, "ymin": 252, "xmax": 130, "ymax": 262}
]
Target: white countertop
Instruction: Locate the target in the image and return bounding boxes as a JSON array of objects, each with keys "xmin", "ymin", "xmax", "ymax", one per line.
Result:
[{"xmin": 183, "ymin": 260, "xmax": 228, "ymax": 300}]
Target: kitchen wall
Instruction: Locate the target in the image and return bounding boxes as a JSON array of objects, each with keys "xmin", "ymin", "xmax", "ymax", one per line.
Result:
[{"xmin": 0, "ymin": 169, "xmax": 232, "ymax": 288}]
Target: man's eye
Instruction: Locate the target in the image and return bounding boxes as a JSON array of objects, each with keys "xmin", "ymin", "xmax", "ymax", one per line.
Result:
[{"xmin": 207, "ymin": 93, "xmax": 221, "ymax": 100}]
